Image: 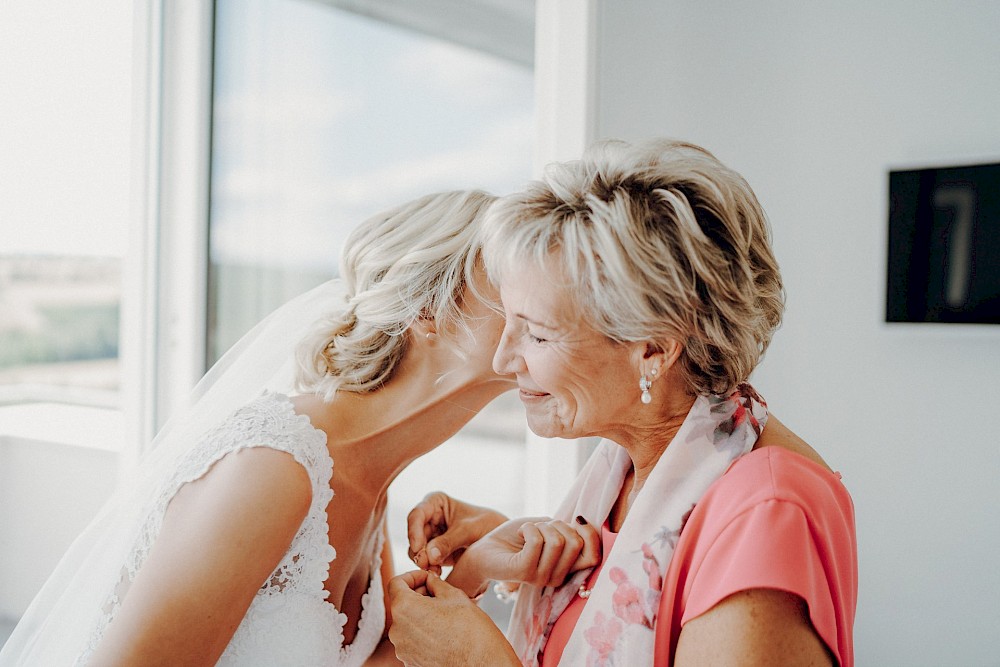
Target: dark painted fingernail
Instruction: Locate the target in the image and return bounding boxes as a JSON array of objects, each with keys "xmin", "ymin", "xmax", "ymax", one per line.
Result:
[{"xmin": 575, "ymin": 515, "xmax": 588, "ymax": 525}]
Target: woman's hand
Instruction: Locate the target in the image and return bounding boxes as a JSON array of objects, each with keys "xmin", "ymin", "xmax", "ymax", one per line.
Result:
[
  {"xmin": 447, "ymin": 516, "xmax": 601, "ymax": 596},
  {"xmin": 406, "ymin": 492, "xmax": 507, "ymax": 573},
  {"xmin": 387, "ymin": 570, "xmax": 519, "ymax": 667}
]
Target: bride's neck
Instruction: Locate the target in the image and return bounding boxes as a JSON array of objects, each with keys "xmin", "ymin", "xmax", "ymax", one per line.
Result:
[{"xmin": 317, "ymin": 354, "xmax": 513, "ymax": 499}]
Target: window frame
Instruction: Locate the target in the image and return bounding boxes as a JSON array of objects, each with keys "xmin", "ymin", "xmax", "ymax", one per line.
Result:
[{"xmin": 125, "ymin": 0, "xmax": 215, "ymax": 470}]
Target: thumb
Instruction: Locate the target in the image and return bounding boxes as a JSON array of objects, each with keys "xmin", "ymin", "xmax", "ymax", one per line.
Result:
[
  {"xmin": 425, "ymin": 523, "xmax": 476, "ymax": 567},
  {"xmin": 388, "ymin": 570, "xmax": 431, "ymax": 600},
  {"xmin": 425, "ymin": 571, "xmax": 465, "ymax": 601},
  {"xmin": 423, "ymin": 534, "xmax": 455, "ymax": 568}
]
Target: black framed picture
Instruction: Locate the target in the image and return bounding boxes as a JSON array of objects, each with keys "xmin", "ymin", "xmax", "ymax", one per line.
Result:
[{"xmin": 886, "ymin": 161, "xmax": 1000, "ymax": 324}]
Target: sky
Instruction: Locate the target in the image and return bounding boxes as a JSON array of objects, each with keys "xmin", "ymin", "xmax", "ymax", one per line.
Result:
[
  {"xmin": 0, "ymin": 0, "xmax": 133, "ymax": 258},
  {"xmin": 210, "ymin": 0, "xmax": 534, "ymax": 271},
  {"xmin": 0, "ymin": 0, "xmax": 534, "ymax": 266}
]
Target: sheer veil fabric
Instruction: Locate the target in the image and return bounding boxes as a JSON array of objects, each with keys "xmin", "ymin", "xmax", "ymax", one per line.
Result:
[{"xmin": 0, "ymin": 280, "xmax": 347, "ymax": 666}]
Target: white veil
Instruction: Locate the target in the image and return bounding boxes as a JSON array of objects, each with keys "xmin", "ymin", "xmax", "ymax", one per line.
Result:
[{"xmin": 0, "ymin": 279, "xmax": 348, "ymax": 666}]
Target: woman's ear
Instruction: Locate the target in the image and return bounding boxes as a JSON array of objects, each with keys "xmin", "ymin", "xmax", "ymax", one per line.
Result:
[
  {"xmin": 411, "ymin": 317, "xmax": 438, "ymax": 343},
  {"xmin": 637, "ymin": 340, "xmax": 681, "ymax": 380}
]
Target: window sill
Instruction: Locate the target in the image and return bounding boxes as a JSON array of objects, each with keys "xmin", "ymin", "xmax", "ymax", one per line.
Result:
[{"xmin": 0, "ymin": 401, "xmax": 123, "ymax": 452}]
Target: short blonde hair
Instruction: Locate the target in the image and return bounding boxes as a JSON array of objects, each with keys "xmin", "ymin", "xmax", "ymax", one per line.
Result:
[
  {"xmin": 483, "ymin": 139, "xmax": 784, "ymax": 396},
  {"xmin": 296, "ymin": 190, "xmax": 496, "ymax": 400}
]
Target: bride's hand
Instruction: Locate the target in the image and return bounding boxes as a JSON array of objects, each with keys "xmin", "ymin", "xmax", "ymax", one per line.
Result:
[
  {"xmin": 449, "ymin": 516, "xmax": 601, "ymax": 593},
  {"xmin": 406, "ymin": 492, "xmax": 507, "ymax": 573}
]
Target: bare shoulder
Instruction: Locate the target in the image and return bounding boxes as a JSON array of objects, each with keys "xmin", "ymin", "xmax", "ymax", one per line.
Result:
[
  {"xmin": 168, "ymin": 446, "xmax": 313, "ymax": 538},
  {"xmin": 214, "ymin": 445, "xmax": 312, "ymax": 495},
  {"xmin": 675, "ymin": 588, "xmax": 834, "ymax": 666},
  {"xmin": 155, "ymin": 448, "xmax": 314, "ymax": 601},
  {"xmin": 290, "ymin": 393, "xmax": 337, "ymax": 441},
  {"xmin": 90, "ymin": 447, "xmax": 314, "ymax": 664},
  {"xmin": 755, "ymin": 414, "xmax": 833, "ymax": 473},
  {"xmin": 291, "ymin": 392, "xmax": 327, "ymax": 417}
]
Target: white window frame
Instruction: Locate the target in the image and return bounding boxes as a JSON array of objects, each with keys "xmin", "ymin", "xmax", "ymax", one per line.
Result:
[{"xmin": 123, "ymin": 0, "xmax": 214, "ymax": 472}]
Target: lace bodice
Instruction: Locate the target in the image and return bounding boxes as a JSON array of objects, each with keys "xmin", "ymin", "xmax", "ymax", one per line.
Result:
[{"xmin": 83, "ymin": 392, "xmax": 386, "ymax": 666}]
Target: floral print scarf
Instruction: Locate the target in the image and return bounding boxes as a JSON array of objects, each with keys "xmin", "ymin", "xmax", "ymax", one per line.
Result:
[{"xmin": 507, "ymin": 384, "xmax": 767, "ymax": 666}]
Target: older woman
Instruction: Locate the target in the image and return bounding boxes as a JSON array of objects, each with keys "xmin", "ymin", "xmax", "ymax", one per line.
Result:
[{"xmin": 388, "ymin": 139, "xmax": 857, "ymax": 666}]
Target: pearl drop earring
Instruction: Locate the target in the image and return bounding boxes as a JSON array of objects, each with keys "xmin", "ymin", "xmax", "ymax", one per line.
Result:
[{"xmin": 639, "ymin": 375, "xmax": 652, "ymax": 404}]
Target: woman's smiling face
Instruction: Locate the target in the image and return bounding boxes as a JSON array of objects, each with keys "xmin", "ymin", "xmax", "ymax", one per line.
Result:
[{"xmin": 492, "ymin": 258, "xmax": 643, "ymax": 440}]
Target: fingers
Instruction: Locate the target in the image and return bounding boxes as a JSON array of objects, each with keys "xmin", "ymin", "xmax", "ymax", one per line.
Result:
[
  {"xmin": 408, "ymin": 494, "xmax": 504, "ymax": 571},
  {"xmin": 406, "ymin": 492, "xmax": 449, "ymax": 570},
  {"xmin": 388, "ymin": 570, "xmax": 465, "ymax": 606},
  {"xmin": 423, "ymin": 527, "xmax": 474, "ymax": 569},
  {"xmin": 512, "ymin": 518, "xmax": 601, "ymax": 588},
  {"xmin": 405, "ymin": 494, "xmax": 442, "ymax": 553},
  {"xmin": 388, "ymin": 569, "xmax": 432, "ymax": 599},
  {"xmin": 542, "ymin": 520, "xmax": 585, "ymax": 587},
  {"xmin": 525, "ymin": 521, "xmax": 582, "ymax": 588},
  {"xmin": 570, "ymin": 516, "xmax": 602, "ymax": 572},
  {"xmin": 512, "ymin": 522, "xmax": 544, "ymax": 582},
  {"xmin": 424, "ymin": 571, "xmax": 466, "ymax": 601},
  {"xmin": 387, "ymin": 571, "xmax": 431, "ymax": 645}
]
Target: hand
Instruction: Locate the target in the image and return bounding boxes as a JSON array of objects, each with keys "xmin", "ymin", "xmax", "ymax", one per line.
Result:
[
  {"xmin": 406, "ymin": 492, "xmax": 507, "ymax": 573},
  {"xmin": 450, "ymin": 516, "xmax": 601, "ymax": 593},
  {"xmin": 387, "ymin": 570, "xmax": 519, "ymax": 667}
]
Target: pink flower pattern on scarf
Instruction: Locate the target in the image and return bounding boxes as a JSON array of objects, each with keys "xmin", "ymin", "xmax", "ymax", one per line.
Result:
[{"xmin": 583, "ymin": 612, "xmax": 622, "ymax": 667}]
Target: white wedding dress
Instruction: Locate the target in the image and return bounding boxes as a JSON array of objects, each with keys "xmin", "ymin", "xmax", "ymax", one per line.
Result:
[
  {"xmin": 0, "ymin": 280, "xmax": 387, "ymax": 667},
  {"xmin": 79, "ymin": 392, "xmax": 385, "ymax": 666}
]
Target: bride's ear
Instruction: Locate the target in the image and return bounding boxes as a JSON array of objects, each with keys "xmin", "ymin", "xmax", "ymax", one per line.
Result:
[{"xmin": 411, "ymin": 317, "xmax": 438, "ymax": 343}]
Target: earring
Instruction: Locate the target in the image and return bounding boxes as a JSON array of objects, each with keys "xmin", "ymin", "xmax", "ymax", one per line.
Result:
[
  {"xmin": 425, "ymin": 332, "xmax": 437, "ymax": 341},
  {"xmin": 639, "ymin": 375, "xmax": 652, "ymax": 404}
]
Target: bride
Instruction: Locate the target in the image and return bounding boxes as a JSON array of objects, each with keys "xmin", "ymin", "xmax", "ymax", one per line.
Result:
[{"xmin": 0, "ymin": 190, "xmax": 518, "ymax": 666}]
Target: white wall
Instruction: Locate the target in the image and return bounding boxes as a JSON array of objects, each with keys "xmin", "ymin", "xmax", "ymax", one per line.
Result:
[
  {"xmin": 0, "ymin": 405, "xmax": 120, "ymax": 619},
  {"xmin": 0, "ymin": 439, "xmax": 118, "ymax": 618},
  {"xmin": 592, "ymin": 2, "xmax": 1000, "ymax": 665}
]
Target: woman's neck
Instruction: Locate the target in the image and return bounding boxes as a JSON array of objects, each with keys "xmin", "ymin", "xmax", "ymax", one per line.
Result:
[
  {"xmin": 606, "ymin": 391, "xmax": 695, "ymax": 487},
  {"xmin": 603, "ymin": 383, "xmax": 696, "ymax": 525},
  {"xmin": 306, "ymin": 356, "xmax": 515, "ymax": 502}
]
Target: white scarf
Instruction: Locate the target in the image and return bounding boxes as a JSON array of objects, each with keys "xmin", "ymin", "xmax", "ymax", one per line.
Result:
[{"xmin": 507, "ymin": 384, "xmax": 767, "ymax": 666}]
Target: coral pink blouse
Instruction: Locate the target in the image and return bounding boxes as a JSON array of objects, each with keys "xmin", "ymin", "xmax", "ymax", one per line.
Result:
[{"xmin": 539, "ymin": 447, "xmax": 857, "ymax": 666}]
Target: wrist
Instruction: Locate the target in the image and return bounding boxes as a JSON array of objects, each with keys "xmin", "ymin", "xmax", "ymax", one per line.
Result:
[
  {"xmin": 484, "ymin": 509, "xmax": 508, "ymax": 530},
  {"xmin": 444, "ymin": 543, "xmax": 490, "ymax": 598},
  {"xmin": 469, "ymin": 509, "xmax": 508, "ymax": 543}
]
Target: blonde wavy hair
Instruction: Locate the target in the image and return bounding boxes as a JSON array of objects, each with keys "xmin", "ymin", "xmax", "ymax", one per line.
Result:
[
  {"xmin": 295, "ymin": 190, "xmax": 496, "ymax": 400},
  {"xmin": 483, "ymin": 138, "xmax": 784, "ymax": 396}
]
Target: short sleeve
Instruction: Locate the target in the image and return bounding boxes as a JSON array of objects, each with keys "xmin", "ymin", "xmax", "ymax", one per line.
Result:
[{"xmin": 680, "ymin": 498, "xmax": 842, "ymax": 662}]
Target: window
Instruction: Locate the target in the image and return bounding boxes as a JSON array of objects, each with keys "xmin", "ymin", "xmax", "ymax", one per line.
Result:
[
  {"xmin": 0, "ymin": 0, "xmax": 133, "ymax": 637},
  {"xmin": 0, "ymin": 1, "xmax": 132, "ymax": 410},
  {"xmin": 1, "ymin": 0, "xmax": 606, "ymax": 641},
  {"xmin": 209, "ymin": 0, "xmax": 535, "ymax": 582}
]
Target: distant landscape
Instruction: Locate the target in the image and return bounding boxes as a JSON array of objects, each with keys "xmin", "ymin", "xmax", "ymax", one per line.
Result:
[{"xmin": 0, "ymin": 254, "xmax": 120, "ymax": 391}]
